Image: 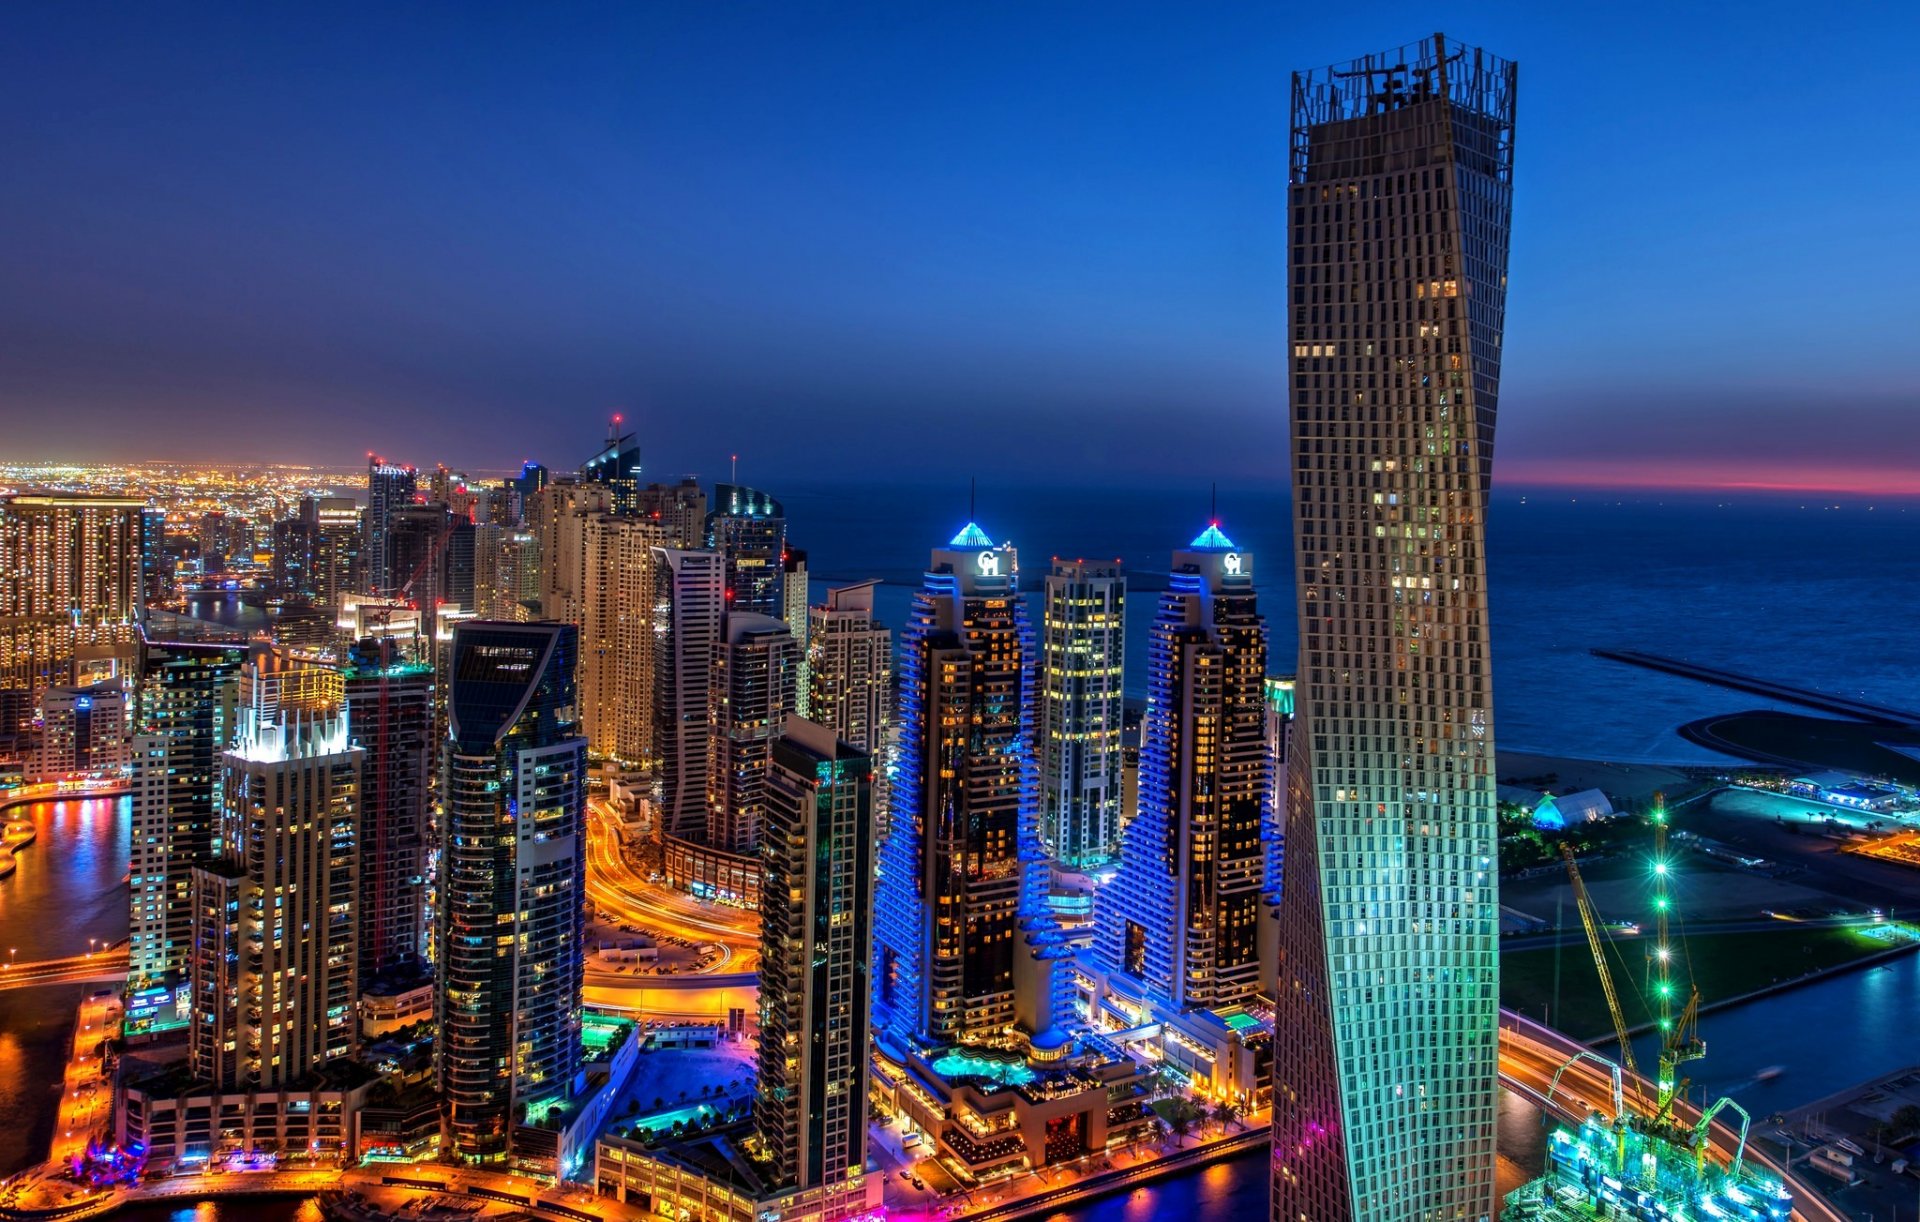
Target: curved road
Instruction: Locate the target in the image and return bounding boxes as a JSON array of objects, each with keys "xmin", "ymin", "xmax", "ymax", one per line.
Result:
[{"xmin": 583, "ymin": 802, "xmax": 760, "ymax": 973}]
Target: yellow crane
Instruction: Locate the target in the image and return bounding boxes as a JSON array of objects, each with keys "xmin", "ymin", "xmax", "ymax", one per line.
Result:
[{"xmin": 1560, "ymin": 843, "xmax": 1645, "ymax": 1111}]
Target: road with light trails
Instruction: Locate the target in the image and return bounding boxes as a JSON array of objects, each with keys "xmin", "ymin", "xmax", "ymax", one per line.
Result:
[
  {"xmin": 582, "ymin": 801, "xmax": 761, "ymax": 973},
  {"xmin": 0, "ymin": 948, "xmax": 129, "ymax": 992},
  {"xmin": 1498, "ymin": 1010, "xmax": 1847, "ymax": 1222}
]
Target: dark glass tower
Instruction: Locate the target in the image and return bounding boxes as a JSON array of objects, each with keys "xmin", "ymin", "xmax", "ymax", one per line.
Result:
[
  {"xmin": 365, "ymin": 457, "xmax": 418, "ymax": 596},
  {"xmin": 344, "ymin": 638, "xmax": 434, "ymax": 981},
  {"xmin": 437, "ymin": 621, "xmax": 588, "ymax": 1162},
  {"xmin": 580, "ymin": 421, "xmax": 642, "ymax": 514},
  {"xmin": 1273, "ymin": 33, "xmax": 1516, "ymax": 1222},
  {"xmin": 707, "ymin": 483, "xmax": 787, "ymax": 617}
]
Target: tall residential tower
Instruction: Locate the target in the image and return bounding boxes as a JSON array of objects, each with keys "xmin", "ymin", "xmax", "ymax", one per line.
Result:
[
  {"xmin": 438, "ymin": 621, "xmax": 588, "ymax": 1161},
  {"xmin": 1273, "ymin": 34, "xmax": 1516, "ymax": 1222},
  {"xmin": 1038, "ymin": 559, "xmax": 1125, "ymax": 865}
]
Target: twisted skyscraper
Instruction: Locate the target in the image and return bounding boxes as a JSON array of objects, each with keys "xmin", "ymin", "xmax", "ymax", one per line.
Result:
[{"xmin": 1273, "ymin": 33, "xmax": 1516, "ymax": 1222}]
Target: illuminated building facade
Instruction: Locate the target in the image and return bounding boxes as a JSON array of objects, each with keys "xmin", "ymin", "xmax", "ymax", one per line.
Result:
[
  {"xmin": 806, "ymin": 581, "xmax": 891, "ymax": 838},
  {"xmin": 1094, "ymin": 528, "xmax": 1266, "ymax": 1012},
  {"xmin": 707, "ymin": 483, "xmax": 786, "ymax": 617},
  {"xmin": 0, "ymin": 493, "xmax": 145, "ymax": 691},
  {"xmin": 127, "ymin": 635, "xmax": 246, "ymax": 1039},
  {"xmin": 874, "ymin": 523, "xmax": 1061, "ymax": 1054},
  {"xmin": 343, "ymin": 639, "xmax": 433, "ymax": 980},
  {"xmin": 706, "ymin": 613, "xmax": 796, "ymax": 855},
  {"xmin": 31, "ymin": 682, "xmax": 130, "ymax": 781},
  {"xmin": 580, "ymin": 512, "xmax": 669, "ymax": 763},
  {"xmin": 364, "ymin": 457, "xmax": 417, "ymax": 597},
  {"xmin": 580, "ymin": 421, "xmax": 642, "ymax": 514},
  {"xmin": 438, "ymin": 621, "xmax": 588, "ymax": 1161},
  {"xmin": 783, "ymin": 547, "xmax": 809, "ymax": 715},
  {"xmin": 191, "ymin": 649, "xmax": 362, "ymax": 1089},
  {"xmin": 1039, "ymin": 559, "xmax": 1125, "ymax": 865},
  {"xmin": 635, "ymin": 477, "xmax": 708, "ymax": 548},
  {"xmin": 652, "ymin": 548, "xmax": 725, "ymax": 841},
  {"xmin": 753, "ymin": 718, "xmax": 873, "ymax": 1191},
  {"xmin": 1273, "ymin": 34, "xmax": 1515, "ymax": 1222}
]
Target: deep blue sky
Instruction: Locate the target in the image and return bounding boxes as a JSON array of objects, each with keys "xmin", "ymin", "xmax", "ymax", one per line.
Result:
[{"xmin": 4, "ymin": 2, "xmax": 1916, "ymax": 491}]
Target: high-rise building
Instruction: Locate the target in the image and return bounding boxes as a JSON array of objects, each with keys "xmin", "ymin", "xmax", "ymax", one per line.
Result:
[
  {"xmin": 190, "ymin": 649, "xmax": 362, "ymax": 1089},
  {"xmin": 270, "ymin": 515, "xmax": 319, "ymax": 598},
  {"xmin": 365, "ymin": 457, "xmax": 418, "ymax": 596},
  {"xmin": 32, "ymin": 682, "xmax": 131, "ymax": 781},
  {"xmin": 475, "ymin": 526, "xmax": 539, "ymax": 622},
  {"xmin": 753, "ymin": 718, "xmax": 873, "ymax": 1193},
  {"xmin": 442, "ymin": 515, "xmax": 476, "ymax": 611},
  {"xmin": 636, "ymin": 477, "xmax": 707, "ymax": 548},
  {"xmin": 386, "ymin": 502, "xmax": 450, "ymax": 603},
  {"xmin": 0, "ymin": 493, "xmax": 145, "ymax": 691},
  {"xmin": 706, "ymin": 613, "xmax": 797, "ymax": 854},
  {"xmin": 874, "ymin": 523, "xmax": 1048, "ymax": 1051},
  {"xmin": 127, "ymin": 634, "xmax": 247, "ymax": 1038},
  {"xmin": 344, "ymin": 638, "xmax": 434, "ymax": 981},
  {"xmin": 783, "ymin": 547, "xmax": 809, "ymax": 716},
  {"xmin": 527, "ymin": 481, "xmax": 614, "ymax": 624},
  {"xmin": 1094, "ymin": 527, "xmax": 1266, "ymax": 1012},
  {"xmin": 1274, "ymin": 34, "xmax": 1516, "ymax": 1222},
  {"xmin": 707, "ymin": 483, "xmax": 786, "ymax": 617},
  {"xmin": 305, "ymin": 496, "xmax": 362, "ymax": 618},
  {"xmin": 580, "ymin": 421, "xmax": 642, "ymax": 514},
  {"xmin": 1038, "ymin": 559, "xmax": 1126, "ymax": 865},
  {"xmin": 438, "ymin": 621, "xmax": 588, "ymax": 1161},
  {"xmin": 139, "ymin": 506, "xmax": 170, "ymax": 609},
  {"xmin": 580, "ymin": 513, "xmax": 669, "ymax": 763},
  {"xmin": 806, "ymin": 581, "xmax": 891, "ymax": 838},
  {"xmin": 652, "ymin": 549, "xmax": 725, "ymax": 841}
]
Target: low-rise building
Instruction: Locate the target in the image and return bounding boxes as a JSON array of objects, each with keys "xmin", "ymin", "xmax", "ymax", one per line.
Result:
[
  {"xmin": 1071, "ymin": 964, "xmax": 1273, "ymax": 1110},
  {"xmin": 870, "ymin": 1038, "xmax": 1157, "ymax": 1183},
  {"xmin": 595, "ymin": 1125, "xmax": 881, "ymax": 1222},
  {"xmin": 115, "ymin": 1060, "xmax": 381, "ymax": 1169}
]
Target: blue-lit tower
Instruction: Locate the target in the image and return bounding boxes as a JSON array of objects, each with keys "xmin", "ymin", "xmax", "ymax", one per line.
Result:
[
  {"xmin": 874, "ymin": 523, "xmax": 1066, "ymax": 1057},
  {"xmin": 1094, "ymin": 525, "xmax": 1267, "ymax": 1012},
  {"xmin": 580, "ymin": 417, "xmax": 642, "ymax": 515},
  {"xmin": 706, "ymin": 482, "xmax": 787, "ymax": 618}
]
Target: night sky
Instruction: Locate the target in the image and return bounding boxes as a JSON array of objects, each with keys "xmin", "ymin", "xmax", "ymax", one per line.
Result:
[{"xmin": 4, "ymin": 2, "xmax": 1915, "ymax": 492}]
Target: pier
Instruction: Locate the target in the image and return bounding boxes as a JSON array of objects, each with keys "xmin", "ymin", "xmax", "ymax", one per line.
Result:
[{"xmin": 1593, "ymin": 649, "xmax": 1920, "ymax": 729}]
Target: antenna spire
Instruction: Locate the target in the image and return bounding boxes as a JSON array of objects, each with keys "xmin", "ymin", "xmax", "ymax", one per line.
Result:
[
  {"xmin": 1210, "ymin": 482, "xmax": 1218, "ymax": 525},
  {"xmin": 969, "ymin": 477, "xmax": 976, "ymax": 522}
]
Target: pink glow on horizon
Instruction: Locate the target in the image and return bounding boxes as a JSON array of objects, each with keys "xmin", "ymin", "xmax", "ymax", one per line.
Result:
[{"xmin": 1500, "ymin": 458, "xmax": 1920, "ymax": 498}]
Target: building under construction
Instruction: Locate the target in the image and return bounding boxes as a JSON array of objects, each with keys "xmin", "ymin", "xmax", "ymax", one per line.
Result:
[{"xmin": 1503, "ymin": 799, "xmax": 1795, "ymax": 1220}]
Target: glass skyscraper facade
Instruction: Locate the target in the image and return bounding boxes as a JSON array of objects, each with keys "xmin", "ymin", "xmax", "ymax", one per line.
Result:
[
  {"xmin": 707, "ymin": 483, "xmax": 787, "ymax": 618},
  {"xmin": 873, "ymin": 524, "xmax": 1036, "ymax": 1053},
  {"xmin": 1273, "ymin": 34, "xmax": 1516, "ymax": 1222},
  {"xmin": 1095, "ymin": 527, "xmax": 1266, "ymax": 1012},
  {"xmin": 438, "ymin": 621, "xmax": 588, "ymax": 1162}
]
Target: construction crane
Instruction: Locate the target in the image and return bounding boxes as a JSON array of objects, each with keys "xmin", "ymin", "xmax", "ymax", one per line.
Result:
[{"xmin": 1560, "ymin": 842, "xmax": 1643, "ymax": 1109}]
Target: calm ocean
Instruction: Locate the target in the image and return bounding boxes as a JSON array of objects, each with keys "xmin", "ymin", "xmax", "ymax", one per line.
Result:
[{"xmin": 788, "ymin": 482, "xmax": 1920, "ymax": 762}]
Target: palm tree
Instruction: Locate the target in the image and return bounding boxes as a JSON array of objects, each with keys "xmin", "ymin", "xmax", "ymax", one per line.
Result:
[{"xmin": 1211, "ymin": 1100, "xmax": 1241, "ymax": 1133}]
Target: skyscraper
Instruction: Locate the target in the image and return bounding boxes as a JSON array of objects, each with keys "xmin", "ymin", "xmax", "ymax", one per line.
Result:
[
  {"xmin": 806, "ymin": 581, "xmax": 891, "ymax": 836},
  {"xmin": 31, "ymin": 682, "xmax": 131, "ymax": 781},
  {"xmin": 874, "ymin": 523, "xmax": 1034, "ymax": 1051},
  {"xmin": 305, "ymin": 496, "xmax": 363, "ymax": 619},
  {"xmin": 364, "ymin": 457, "xmax": 418, "ymax": 596},
  {"xmin": 635, "ymin": 477, "xmax": 707, "ymax": 548},
  {"xmin": 438, "ymin": 621, "xmax": 588, "ymax": 1161},
  {"xmin": 1038, "ymin": 559, "xmax": 1126, "ymax": 865},
  {"xmin": 1274, "ymin": 34, "xmax": 1516, "ymax": 1222},
  {"xmin": 579, "ymin": 420, "xmax": 642, "ymax": 514},
  {"xmin": 527, "ymin": 480, "xmax": 614, "ymax": 624},
  {"xmin": 707, "ymin": 483, "xmax": 786, "ymax": 617},
  {"xmin": 752, "ymin": 718, "xmax": 874, "ymax": 1193},
  {"xmin": 190, "ymin": 649, "xmax": 362, "ymax": 1089},
  {"xmin": 344, "ymin": 638, "xmax": 434, "ymax": 981},
  {"xmin": 1094, "ymin": 527, "xmax": 1266, "ymax": 1011},
  {"xmin": 0, "ymin": 493, "xmax": 145, "ymax": 690},
  {"xmin": 706, "ymin": 613, "xmax": 797, "ymax": 854},
  {"xmin": 652, "ymin": 549, "xmax": 725, "ymax": 841},
  {"xmin": 127, "ymin": 634, "xmax": 247, "ymax": 1039},
  {"xmin": 386, "ymin": 502, "xmax": 451, "ymax": 603},
  {"xmin": 580, "ymin": 512, "xmax": 669, "ymax": 763},
  {"xmin": 783, "ymin": 547, "xmax": 809, "ymax": 716}
]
